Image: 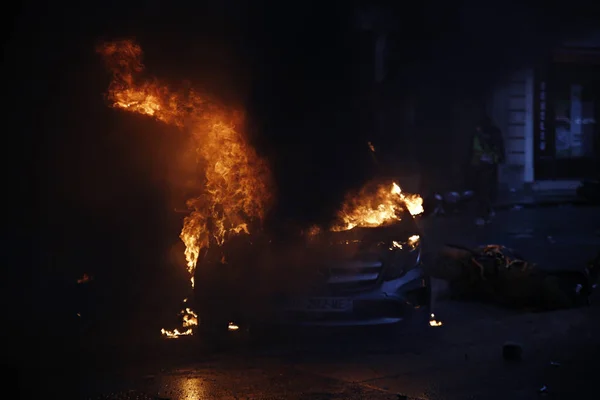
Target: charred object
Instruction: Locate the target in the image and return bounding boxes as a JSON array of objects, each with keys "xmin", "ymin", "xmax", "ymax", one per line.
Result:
[{"xmin": 430, "ymin": 244, "xmax": 599, "ymax": 311}]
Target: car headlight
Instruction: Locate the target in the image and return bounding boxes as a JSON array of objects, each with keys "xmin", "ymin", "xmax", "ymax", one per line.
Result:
[{"xmin": 381, "ymin": 234, "xmax": 422, "ymax": 281}]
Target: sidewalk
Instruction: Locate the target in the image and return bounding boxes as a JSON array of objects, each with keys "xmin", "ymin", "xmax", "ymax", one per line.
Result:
[{"xmin": 495, "ymin": 188, "xmax": 587, "ymax": 210}]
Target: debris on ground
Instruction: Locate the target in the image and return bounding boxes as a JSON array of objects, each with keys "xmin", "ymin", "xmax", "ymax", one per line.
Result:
[
  {"xmin": 428, "ymin": 245, "xmax": 599, "ymax": 311},
  {"xmin": 502, "ymin": 341, "xmax": 523, "ymax": 361},
  {"xmin": 422, "ymin": 190, "xmax": 474, "ymax": 216},
  {"xmin": 510, "ymin": 229, "xmax": 534, "ymax": 239}
]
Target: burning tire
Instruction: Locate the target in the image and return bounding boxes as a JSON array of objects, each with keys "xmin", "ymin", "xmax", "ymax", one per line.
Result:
[
  {"xmin": 195, "ymin": 314, "xmax": 231, "ymax": 350},
  {"xmin": 389, "ymin": 274, "xmax": 435, "ymax": 336},
  {"xmin": 193, "ymin": 259, "xmax": 242, "ymax": 348}
]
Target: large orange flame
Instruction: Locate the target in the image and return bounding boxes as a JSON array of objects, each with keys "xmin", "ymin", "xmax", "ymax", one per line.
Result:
[
  {"xmin": 97, "ymin": 39, "xmax": 273, "ymax": 337},
  {"xmin": 332, "ymin": 182, "xmax": 423, "ymax": 231}
]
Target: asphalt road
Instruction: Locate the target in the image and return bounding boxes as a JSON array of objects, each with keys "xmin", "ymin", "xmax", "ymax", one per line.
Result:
[
  {"xmin": 24, "ymin": 301, "xmax": 600, "ymax": 400},
  {"xmin": 18, "ymin": 205, "xmax": 600, "ymax": 400}
]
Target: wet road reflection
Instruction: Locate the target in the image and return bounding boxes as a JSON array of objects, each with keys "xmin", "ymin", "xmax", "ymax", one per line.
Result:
[
  {"xmin": 143, "ymin": 374, "xmax": 214, "ymax": 400},
  {"xmin": 173, "ymin": 376, "xmax": 207, "ymax": 400}
]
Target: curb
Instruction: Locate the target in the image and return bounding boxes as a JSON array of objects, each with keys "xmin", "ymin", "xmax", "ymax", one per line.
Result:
[{"xmin": 494, "ymin": 198, "xmax": 597, "ymax": 210}]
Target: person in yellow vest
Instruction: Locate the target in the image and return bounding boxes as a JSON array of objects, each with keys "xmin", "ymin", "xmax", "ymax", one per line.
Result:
[{"xmin": 470, "ymin": 115, "xmax": 505, "ymax": 226}]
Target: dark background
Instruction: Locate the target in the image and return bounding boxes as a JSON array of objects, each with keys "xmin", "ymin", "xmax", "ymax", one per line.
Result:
[{"xmin": 5, "ymin": 0, "xmax": 600, "ymax": 349}]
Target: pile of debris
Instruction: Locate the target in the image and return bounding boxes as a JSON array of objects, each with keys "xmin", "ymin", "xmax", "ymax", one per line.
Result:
[
  {"xmin": 429, "ymin": 244, "xmax": 599, "ymax": 311},
  {"xmin": 421, "ymin": 190, "xmax": 474, "ymax": 217}
]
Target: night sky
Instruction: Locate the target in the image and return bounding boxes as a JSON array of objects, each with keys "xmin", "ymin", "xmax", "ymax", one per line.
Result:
[{"xmin": 6, "ymin": 0, "xmax": 600, "ymax": 329}]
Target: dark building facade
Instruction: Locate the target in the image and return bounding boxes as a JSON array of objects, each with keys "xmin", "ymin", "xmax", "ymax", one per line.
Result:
[{"xmin": 488, "ymin": 32, "xmax": 600, "ymax": 191}]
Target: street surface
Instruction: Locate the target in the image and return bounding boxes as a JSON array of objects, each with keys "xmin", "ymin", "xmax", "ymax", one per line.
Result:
[{"xmin": 19, "ymin": 205, "xmax": 600, "ymax": 400}]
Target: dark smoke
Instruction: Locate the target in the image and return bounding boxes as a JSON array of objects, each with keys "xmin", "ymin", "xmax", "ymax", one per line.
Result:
[{"xmin": 241, "ymin": 0, "xmax": 600, "ymax": 223}]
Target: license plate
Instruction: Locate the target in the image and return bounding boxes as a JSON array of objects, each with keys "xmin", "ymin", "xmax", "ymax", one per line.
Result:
[{"xmin": 288, "ymin": 297, "xmax": 353, "ymax": 312}]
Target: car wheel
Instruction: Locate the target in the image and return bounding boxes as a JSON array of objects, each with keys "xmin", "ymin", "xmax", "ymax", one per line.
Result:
[
  {"xmin": 408, "ymin": 274, "xmax": 434, "ymax": 328},
  {"xmin": 247, "ymin": 321, "xmax": 288, "ymax": 347},
  {"xmin": 196, "ymin": 314, "xmax": 230, "ymax": 352},
  {"xmin": 387, "ymin": 276, "xmax": 436, "ymax": 341}
]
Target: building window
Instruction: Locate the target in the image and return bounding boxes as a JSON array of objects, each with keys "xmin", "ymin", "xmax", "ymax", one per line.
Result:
[{"xmin": 554, "ymin": 83, "xmax": 596, "ymax": 158}]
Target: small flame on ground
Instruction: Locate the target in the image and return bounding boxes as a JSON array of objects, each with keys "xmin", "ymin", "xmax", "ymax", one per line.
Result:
[
  {"xmin": 161, "ymin": 328, "xmax": 193, "ymax": 338},
  {"xmin": 228, "ymin": 322, "xmax": 239, "ymax": 331},
  {"xmin": 77, "ymin": 273, "xmax": 92, "ymax": 284},
  {"xmin": 429, "ymin": 313, "xmax": 443, "ymax": 327},
  {"xmin": 159, "ymin": 307, "xmax": 198, "ymax": 338}
]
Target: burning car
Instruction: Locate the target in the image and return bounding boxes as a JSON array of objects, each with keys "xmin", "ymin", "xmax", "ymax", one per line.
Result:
[
  {"xmin": 192, "ymin": 182, "xmax": 431, "ymax": 338},
  {"xmin": 96, "ymin": 41, "xmax": 430, "ymax": 340}
]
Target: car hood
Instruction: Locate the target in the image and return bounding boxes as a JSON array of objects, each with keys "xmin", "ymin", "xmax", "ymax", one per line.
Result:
[{"xmin": 194, "ymin": 217, "xmax": 421, "ymax": 298}]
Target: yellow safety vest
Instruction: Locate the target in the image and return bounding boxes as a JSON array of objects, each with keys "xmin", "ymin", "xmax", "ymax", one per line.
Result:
[{"xmin": 472, "ymin": 135, "xmax": 499, "ymax": 165}]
